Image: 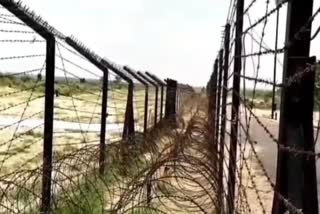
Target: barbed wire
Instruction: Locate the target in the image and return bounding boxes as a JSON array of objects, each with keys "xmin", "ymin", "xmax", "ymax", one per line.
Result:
[
  {"xmin": 0, "ymin": 2, "xmax": 186, "ymax": 213},
  {"xmin": 0, "ymin": 54, "xmax": 45, "ymax": 60},
  {"xmin": 0, "ymin": 28, "xmax": 35, "ymax": 34},
  {"xmin": 0, "ymin": 39, "xmax": 44, "ymax": 43},
  {"xmin": 243, "ymin": 0, "xmax": 258, "ymax": 14},
  {"xmin": 243, "ymin": 0, "xmax": 288, "ymax": 34},
  {"xmin": 206, "ymin": 0, "xmax": 320, "ymax": 212}
]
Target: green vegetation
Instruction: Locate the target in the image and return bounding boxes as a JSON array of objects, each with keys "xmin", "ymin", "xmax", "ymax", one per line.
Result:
[
  {"xmin": 242, "ymin": 64, "xmax": 320, "ymax": 110},
  {"xmin": 55, "ymin": 81, "xmax": 100, "ymax": 96},
  {"xmin": 23, "ymin": 130, "xmax": 43, "ymax": 138},
  {"xmin": 0, "ymin": 74, "xmax": 149, "ymax": 213},
  {"xmin": 0, "ymin": 73, "xmax": 45, "ymax": 94},
  {"xmin": 9, "ymin": 140, "xmax": 148, "ymax": 214},
  {"xmin": 53, "ymin": 144, "xmax": 148, "ymax": 213},
  {"xmin": 54, "ymin": 176, "xmax": 106, "ymax": 214},
  {"xmin": 0, "ymin": 73, "xmax": 139, "ymax": 101},
  {"xmin": 314, "ymin": 64, "xmax": 320, "ymax": 110},
  {"xmin": 0, "ymin": 73, "xmax": 127, "ymax": 96},
  {"xmin": 242, "ymin": 89, "xmax": 281, "ymax": 109}
]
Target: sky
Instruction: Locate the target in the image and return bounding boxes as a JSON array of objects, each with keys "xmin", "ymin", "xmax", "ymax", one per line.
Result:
[
  {"xmin": 2, "ymin": 0, "xmax": 320, "ymax": 88},
  {"xmin": 21, "ymin": 0, "xmax": 230, "ymax": 87}
]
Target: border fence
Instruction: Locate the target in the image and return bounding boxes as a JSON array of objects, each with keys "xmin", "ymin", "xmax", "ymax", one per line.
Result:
[
  {"xmin": 207, "ymin": 0, "xmax": 320, "ymax": 213},
  {"xmin": 5, "ymin": 0, "xmax": 320, "ymax": 213},
  {"xmin": 0, "ymin": 0, "xmax": 195, "ymax": 213}
]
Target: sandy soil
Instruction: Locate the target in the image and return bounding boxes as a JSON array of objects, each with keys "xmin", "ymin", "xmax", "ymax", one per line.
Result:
[
  {"xmin": 0, "ymin": 86, "xmax": 150, "ymax": 174},
  {"xmin": 0, "ymin": 85, "xmax": 154, "ymax": 212}
]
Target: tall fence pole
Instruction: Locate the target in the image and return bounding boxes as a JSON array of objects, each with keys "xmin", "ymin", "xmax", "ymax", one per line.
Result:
[
  {"xmin": 145, "ymin": 72, "xmax": 161, "ymax": 125},
  {"xmin": 145, "ymin": 72, "xmax": 165, "ymax": 122},
  {"xmin": 160, "ymin": 84, "xmax": 164, "ymax": 120},
  {"xmin": 137, "ymin": 72, "xmax": 158, "ymax": 128},
  {"xmin": 99, "ymin": 60, "xmax": 135, "ymax": 141},
  {"xmin": 145, "ymin": 73, "xmax": 159, "ymax": 127},
  {"xmin": 65, "ymin": 37, "xmax": 114, "ymax": 175},
  {"xmin": 176, "ymin": 87, "xmax": 180, "ymax": 114},
  {"xmin": 208, "ymin": 59, "xmax": 219, "ymax": 182},
  {"xmin": 1, "ymin": 2, "xmax": 59, "ymax": 213},
  {"xmin": 271, "ymin": 6, "xmax": 280, "ymax": 120},
  {"xmin": 272, "ymin": 0, "xmax": 318, "ymax": 213},
  {"xmin": 208, "ymin": 60, "xmax": 218, "ymax": 140},
  {"xmin": 218, "ymin": 23, "xmax": 230, "ymax": 214},
  {"xmin": 162, "ymin": 85, "xmax": 166, "ymax": 119},
  {"xmin": 41, "ymin": 35, "xmax": 55, "ymax": 213},
  {"xmin": 165, "ymin": 79, "xmax": 178, "ymax": 126},
  {"xmin": 122, "ymin": 81, "xmax": 135, "ymax": 141},
  {"xmin": 144, "ymin": 85, "xmax": 149, "ymax": 133},
  {"xmin": 154, "ymin": 82, "xmax": 159, "ymax": 126},
  {"xmin": 99, "ymin": 69, "xmax": 109, "ymax": 175},
  {"xmin": 123, "ymin": 67, "xmax": 149, "ymax": 135},
  {"xmin": 227, "ymin": 0, "xmax": 244, "ymax": 213},
  {"xmin": 216, "ymin": 49, "xmax": 223, "ymax": 153}
]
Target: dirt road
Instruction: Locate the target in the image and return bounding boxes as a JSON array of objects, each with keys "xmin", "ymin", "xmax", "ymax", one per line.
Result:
[{"xmin": 247, "ymin": 109, "xmax": 320, "ymax": 210}]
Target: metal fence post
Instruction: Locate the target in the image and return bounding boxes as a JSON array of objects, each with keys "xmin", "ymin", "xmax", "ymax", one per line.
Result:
[
  {"xmin": 122, "ymin": 81, "xmax": 135, "ymax": 141},
  {"xmin": 209, "ymin": 60, "xmax": 218, "ymax": 143},
  {"xmin": 272, "ymin": 0, "xmax": 318, "ymax": 213},
  {"xmin": 160, "ymin": 84, "xmax": 164, "ymax": 120},
  {"xmin": 176, "ymin": 87, "xmax": 180, "ymax": 114},
  {"xmin": 99, "ymin": 69, "xmax": 108, "ymax": 175},
  {"xmin": 218, "ymin": 23, "xmax": 230, "ymax": 214},
  {"xmin": 271, "ymin": 5, "xmax": 280, "ymax": 120},
  {"xmin": 0, "ymin": 3, "xmax": 60, "ymax": 213},
  {"xmin": 144, "ymin": 72, "xmax": 159, "ymax": 127},
  {"xmin": 153, "ymin": 81, "xmax": 159, "ymax": 126},
  {"xmin": 41, "ymin": 35, "xmax": 55, "ymax": 213},
  {"xmin": 227, "ymin": 0, "xmax": 244, "ymax": 213},
  {"xmin": 99, "ymin": 60, "xmax": 135, "ymax": 141},
  {"xmin": 154, "ymin": 88, "xmax": 159, "ymax": 125},
  {"xmin": 145, "ymin": 72, "xmax": 166, "ymax": 122},
  {"xmin": 208, "ymin": 60, "xmax": 219, "ymax": 183},
  {"xmin": 162, "ymin": 85, "xmax": 166, "ymax": 119},
  {"xmin": 65, "ymin": 37, "xmax": 114, "ymax": 174},
  {"xmin": 137, "ymin": 72, "xmax": 158, "ymax": 128},
  {"xmin": 216, "ymin": 49, "xmax": 223, "ymax": 148},
  {"xmin": 123, "ymin": 67, "xmax": 149, "ymax": 135},
  {"xmin": 144, "ymin": 86, "xmax": 149, "ymax": 133},
  {"xmin": 165, "ymin": 79, "xmax": 178, "ymax": 125}
]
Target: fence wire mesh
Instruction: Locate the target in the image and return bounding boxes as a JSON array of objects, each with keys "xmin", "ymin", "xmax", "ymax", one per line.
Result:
[
  {"xmin": 0, "ymin": 1, "xmax": 182, "ymax": 213},
  {"xmin": 3, "ymin": 0, "xmax": 320, "ymax": 213},
  {"xmin": 206, "ymin": 0, "xmax": 320, "ymax": 213}
]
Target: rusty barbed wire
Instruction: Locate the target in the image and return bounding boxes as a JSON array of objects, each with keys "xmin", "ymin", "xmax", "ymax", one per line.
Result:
[{"xmin": 243, "ymin": 0, "xmax": 288, "ymax": 34}]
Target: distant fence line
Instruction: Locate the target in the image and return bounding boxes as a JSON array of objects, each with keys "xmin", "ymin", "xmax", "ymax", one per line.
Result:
[{"xmin": 0, "ymin": 0, "xmax": 194, "ymax": 213}]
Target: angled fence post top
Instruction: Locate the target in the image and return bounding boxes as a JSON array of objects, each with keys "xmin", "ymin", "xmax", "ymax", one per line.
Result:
[
  {"xmin": 65, "ymin": 37, "xmax": 108, "ymax": 73},
  {"xmin": 145, "ymin": 72, "xmax": 166, "ymax": 86},
  {"xmin": 0, "ymin": 0, "xmax": 64, "ymax": 39},
  {"xmin": 101, "ymin": 59, "xmax": 133, "ymax": 84},
  {"xmin": 164, "ymin": 78, "xmax": 178, "ymax": 87},
  {"xmin": 123, "ymin": 66, "xmax": 149, "ymax": 87},
  {"xmin": 137, "ymin": 71, "xmax": 158, "ymax": 87}
]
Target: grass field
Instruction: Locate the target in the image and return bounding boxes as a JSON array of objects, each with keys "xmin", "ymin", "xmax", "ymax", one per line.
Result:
[
  {"xmin": 0, "ymin": 72, "xmax": 173, "ymax": 213},
  {"xmin": 0, "ymin": 75, "xmax": 153, "ymax": 178}
]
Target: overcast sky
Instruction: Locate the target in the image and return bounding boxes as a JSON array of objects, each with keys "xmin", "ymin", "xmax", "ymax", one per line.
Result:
[
  {"xmin": 21, "ymin": 0, "xmax": 229, "ymax": 87},
  {"xmin": 3, "ymin": 0, "xmax": 320, "ymax": 88}
]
